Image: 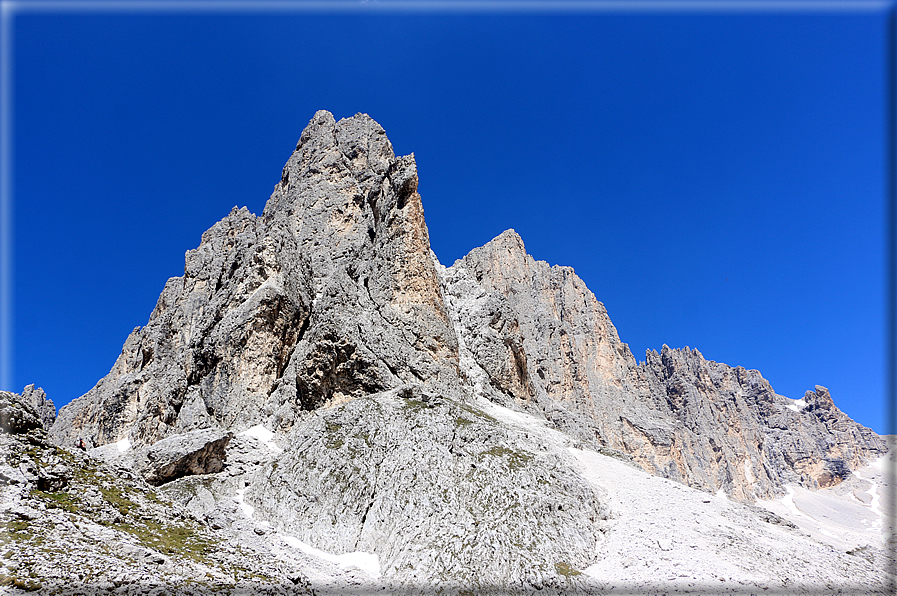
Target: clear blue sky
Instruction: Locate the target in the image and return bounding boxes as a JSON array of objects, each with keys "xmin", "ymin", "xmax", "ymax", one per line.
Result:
[{"xmin": 7, "ymin": 3, "xmax": 891, "ymax": 434}]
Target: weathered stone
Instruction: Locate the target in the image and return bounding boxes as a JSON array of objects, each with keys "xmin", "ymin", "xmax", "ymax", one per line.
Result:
[
  {"xmin": 135, "ymin": 428, "xmax": 233, "ymax": 486},
  {"xmin": 21, "ymin": 385, "xmax": 55, "ymax": 431},
  {"xmin": 448, "ymin": 231, "xmax": 887, "ymax": 500},
  {"xmin": 0, "ymin": 393, "xmax": 316, "ymax": 593},
  {"xmin": 0, "ymin": 391, "xmax": 42, "ymax": 434},
  {"xmin": 247, "ymin": 385, "xmax": 609, "ymax": 587},
  {"xmin": 89, "ymin": 428, "xmax": 232, "ymax": 486},
  {"xmin": 52, "ymin": 111, "xmax": 460, "ymax": 451},
  {"xmin": 32, "ymin": 110, "xmax": 889, "ymax": 593}
]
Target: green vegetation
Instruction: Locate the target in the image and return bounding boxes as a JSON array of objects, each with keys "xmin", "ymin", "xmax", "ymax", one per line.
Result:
[
  {"xmin": 29, "ymin": 490, "xmax": 79, "ymax": 514},
  {"xmin": 325, "ymin": 436, "xmax": 344, "ymax": 449},
  {"xmin": 555, "ymin": 561, "xmax": 582, "ymax": 579},
  {"xmin": 0, "ymin": 520, "xmax": 32, "ymax": 546},
  {"xmin": 324, "ymin": 421, "xmax": 345, "ymax": 449},
  {"xmin": 99, "ymin": 485, "xmax": 137, "ymax": 516},
  {"xmin": 353, "ymin": 430, "xmax": 373, "ymax": 447},
  {"xmin": 478, "ymin": 446, "xmax": 533, "ymax": 471},
  {"xmin": 400, "ymin": 397, "xmax": 432, "ymax": 412},
  {"xmin": 114, "ymin": 518, "xmax": 217, "ymax": 563},
  {"xmin": 0, "ymin": 574, "xmax": 41, "ymax": 592},
  {"xmin": 456, "ymin": 402, "xmax": 496, "ymax": 423}
]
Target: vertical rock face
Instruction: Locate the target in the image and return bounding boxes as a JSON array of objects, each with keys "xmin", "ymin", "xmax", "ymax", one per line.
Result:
[
  {"xmin": 42, "ymin": 109, "xmax": 888, "ymax": 587},
  {"xmin": 447, "ymin": 231, "xmax": 886, "ymax": 500},
  {"xmin": 632, "ymin": 347, "xmax": 885, "ymax": 499},
  {"xmin": 20, "ymin": 384, "xmax": 55, "ymax": 431},
  {"xmin": 51, "ymin": 207, "xmax": 313, "ymax": 448},
  {"xmin": 260, "ymin": 111, "xmax": 459, "ymax": 416},
  {"xmin": 446, "ymin": 230, "xmax": 638, "ymax": 429},
  {"xmin": 51, "ymin": 111, "xmax": 459, "ymax": 450}
]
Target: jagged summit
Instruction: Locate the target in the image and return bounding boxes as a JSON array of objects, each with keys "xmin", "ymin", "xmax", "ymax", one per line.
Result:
[
  {"xmin": 34, "ymin": 110, "xmax": 889, "ymax": 592},
  {"xmin": 51, "ymin": 109, "xmax": 885, "ymax": 495},
  {"xmin": 52, "ymin": 110, "xmax": 457, "ymax": 449}
]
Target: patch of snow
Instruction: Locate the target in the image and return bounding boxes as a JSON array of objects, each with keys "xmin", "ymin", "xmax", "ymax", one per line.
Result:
[
  {"xmin": 852, "ymin": 468, "xmax": 882, "ymax": 527},
  {"xmin": 715, "ymin": 488, "xmax": 728, "ymax": 500},
  {"xmin": 784, "ymin": 398, "xmax": 807, "ymax": 413},
  {"xmin": 281, "ymin": 535, "xmax": 381, "ymax": 578},
  {"xmin": 869, "ymin": 446, "xmax": 894, "ymax": 471},
  {"xmin": 781, "ymin": 486, "xmax": 807, "ymax": 519},
  {"xmin": 479, "ymin": 400, "xmax": 543, "ymax": 427},
  {"xmin": 232, "ymin": 478, "xmax": 382, "ymax": 579},
  {"xmin": 743, "ymin": 459, "xmax": 754, "ymax": 484},
  {"xmin": 756, "ymin": 480, "xmax": 883, "ymax": 553},
  {"xmin": 115, "ymin": 438, "xmax": 131, "ymax": 453},
  {"xmin": 582, "ymin": 564, "xmax": 602, "ymax": 580},
  {"xmin": 238, "ymin": 425, "xmax": 282, "ymax": 453},
  {"xmin": 234, "ymin": 488, "xmax": 254, "ymax": 518}
]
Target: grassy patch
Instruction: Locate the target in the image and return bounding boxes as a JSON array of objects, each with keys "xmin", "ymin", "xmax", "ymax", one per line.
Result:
[
  {"xmin": 324, "ymin": 436, "xmax": 344, "ymax": 449},
  {"xmin": 0, "ymin": 520, "xmax": 32, "ymax": 545},
  {"xmin": 400, "ymin": 398, "xmax": 431, "ymax": 412},
  {"xmin": 114, "ymin": 519, "xmax": 217, "ymax": 563},
  {"xmin": 555, "ymin": 561, "xmax": 582, "ymax": 579},
  {"xmin": 99, "ymin": 486, "xmax": 137, "ymax": 516},
  {"xmin": 457, "ymin": 402, "xmax": 496, "ymax": 423},
  {"xmin": 145, "ymin": 491, "xmax": 170, "ymax": 506},
  {"xmin": 324, "ymin": 421, "xmax": 344, "ymax": 449},
  {"xmin": 479, "ymin": 446, "xmax": 533, "ymax": 471},
  {"xmin": 0, "ymin": 574, "xmax": 41, "ymax": 591},
  {"xmin": 29, "ymin": 490, "xmax": 79, "ymax": 514},
  {"xmin": 353, "ymin": 431, "xmax": 373, "ymax": 447}
]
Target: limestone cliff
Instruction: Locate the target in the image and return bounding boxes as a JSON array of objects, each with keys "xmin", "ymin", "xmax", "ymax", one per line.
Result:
[
  {"xmin": 446, "ymin": 230, "xmax": 886, "ymax": 500},
  {"xmin": 51, "ymin": 110, "xmax": 884, "ymax": 499},
  {"xmin": 43, "ymin": 110, "xmax": 888, "ymax": 587},
  {"xmin": 51, "ymin": 111, "xmax": 459, "ymax": 450}
]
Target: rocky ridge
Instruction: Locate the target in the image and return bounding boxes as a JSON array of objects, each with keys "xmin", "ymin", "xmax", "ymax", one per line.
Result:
[
  {"xmin": 9, "ymin": 110, "xmax": 889, "ymax": 592},
  {"xmin": 445, "ymin": 228, "xmax": 885, "ymax": 501}
]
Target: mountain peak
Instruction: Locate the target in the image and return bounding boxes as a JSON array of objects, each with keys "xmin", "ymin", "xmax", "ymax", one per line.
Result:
[{"xmin": 41, "ymin": 111, "xmax": 888, "ymax": 592}]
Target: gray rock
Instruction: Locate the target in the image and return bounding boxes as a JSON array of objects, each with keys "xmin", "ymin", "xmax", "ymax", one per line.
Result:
[
  {"xmin": 32, "ymin": 109, "xmax": 890, "ymax": 593},
  {"xmin": 448, "ymin": 230, "xmax": 887, "ymax": 500},
  {"xmin": 137, "ymin": 427, "xmax": 232, "ymax": 485},
  {"xmin": 247, "ymin": 385, "xmax": 609, "ymax": 587},
  {"xmin": 0, "ymin": 390, "xmax": 43, "ymax": 434},
  {"xmin": 88, "ymin": 427, "xmax": 233, "ymax": 486},
  {"xmin": 0, "ymin": 403, "xmax": 316, "ymax": 593},
  {"xmin": 52, "ymin": 110, "xmax": 460, "ymax": 450},
  {"xmin": 21, "ymin": 385, "xmax": 55, "ymax": 431},
  {"xmin": 51, "ymin": 206, "xmax": 314, "ymax": 449}
]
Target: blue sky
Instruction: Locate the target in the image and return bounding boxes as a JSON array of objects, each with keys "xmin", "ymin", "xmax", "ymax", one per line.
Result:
[{"xmin": 5, "ymin": 2, "xmax": 891, "ymax": 434}]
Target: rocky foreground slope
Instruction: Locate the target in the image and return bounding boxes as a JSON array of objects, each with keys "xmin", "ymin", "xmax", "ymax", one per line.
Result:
[{"xmin": 4, "ymin": 111, "xmax": 889, "ymax": 593}]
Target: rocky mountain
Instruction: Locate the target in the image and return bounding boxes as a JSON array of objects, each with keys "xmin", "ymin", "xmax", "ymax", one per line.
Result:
[
  {"xmin": 4, "ymin": 110, "xmax": 889, "ymax": 593},
  {"xmin": 446, "ymin": 229, "xmax": 884, "ymax": 502}
]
